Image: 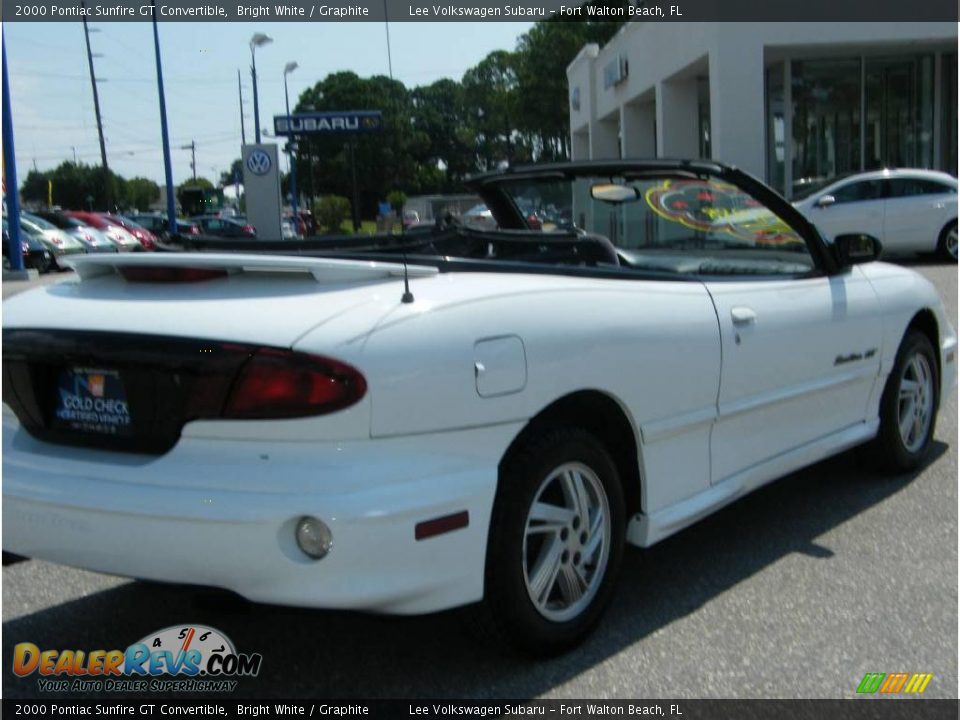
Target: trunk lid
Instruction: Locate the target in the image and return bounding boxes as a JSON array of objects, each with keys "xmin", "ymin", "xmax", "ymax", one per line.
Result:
[{"xmin": 3, "ymin": 253, "xmax": 436, "ymax": 454}]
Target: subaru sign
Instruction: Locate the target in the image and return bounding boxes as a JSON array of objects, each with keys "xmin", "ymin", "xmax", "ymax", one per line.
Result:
[{"xmin": 274, "ymin": 111, "xmax": 383, "ymax": 136}]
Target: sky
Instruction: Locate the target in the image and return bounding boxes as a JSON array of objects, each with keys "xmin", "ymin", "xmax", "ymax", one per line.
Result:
[{"xmin": 5, "ymin": 21, "xmax": 534, "ymax": 188}]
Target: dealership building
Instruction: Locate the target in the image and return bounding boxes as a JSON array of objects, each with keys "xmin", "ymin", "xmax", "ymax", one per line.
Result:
[{"xmin": 567, "ymin": 23, "xmax": 958, "ymax": 198}]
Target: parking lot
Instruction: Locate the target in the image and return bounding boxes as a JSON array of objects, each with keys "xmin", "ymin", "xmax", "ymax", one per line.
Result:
[{"xmin": 2, "ymin": 260, "xmax": 956, "ymax": 700}]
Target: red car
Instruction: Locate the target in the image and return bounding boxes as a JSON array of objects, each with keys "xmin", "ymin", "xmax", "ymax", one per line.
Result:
[{"xmin": 102, "ymin": 214, "xmax": 158, "ymax": 251}]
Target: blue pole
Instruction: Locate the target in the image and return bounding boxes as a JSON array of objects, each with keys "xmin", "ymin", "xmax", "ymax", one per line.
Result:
[
  {"xmin": 2, "ymin": 30, "xmax": 24, "ymax": 271},
  {"xmin": 284, "ymin": 72, "xmax": 299, "ymax": 233},
  {"xmin": 151, "ymin": 3, "xmax": 176, "ymax": 237}
]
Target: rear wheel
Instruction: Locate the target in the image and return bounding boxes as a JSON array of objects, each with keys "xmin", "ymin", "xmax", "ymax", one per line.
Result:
[
  {"xmin": 937, "ymin": 221, "xmax": 957, "ymax": 262},
  {"xmin": 481, "ymin": 429, "xmax": 625, "ymax": 655},
  {"xmin": 870, "ymin": 330, "xmax": 939, "ymax": 473}
]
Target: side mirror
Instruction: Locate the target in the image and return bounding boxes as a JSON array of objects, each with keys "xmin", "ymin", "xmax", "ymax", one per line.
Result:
[
  {"xmin": 834, "ymin": 233, "xmax": 881, "ymax": 266},
  {"xmin": 815, "ymin": 194, "xmax": 836, "ymax": 208}
]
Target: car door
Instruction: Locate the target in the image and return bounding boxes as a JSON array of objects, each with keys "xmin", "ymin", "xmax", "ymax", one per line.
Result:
[
  {"xmin": 883, "ymin": 177, "xmax": 957, "ymax": 254},
  {"xmin": 808, "ymin": 179, "xmax": 886, "ymax": 244},
  {"xmin": 705, "ymin": 269, "xmax": 883, "ymax": 484}
]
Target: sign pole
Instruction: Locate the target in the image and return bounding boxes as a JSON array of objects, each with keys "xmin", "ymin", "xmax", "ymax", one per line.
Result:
[
  {"xmin": 151, "ymin": 1, "xmax": 177, "ymax": 237},
  {"xmin": 2, "ymin": 29, "xmax": 24, "ymax": 271}
]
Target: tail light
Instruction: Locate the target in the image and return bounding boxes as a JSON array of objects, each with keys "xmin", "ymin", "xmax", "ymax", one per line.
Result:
[
  {"xmin": 242, "ymin": 224, "xmax": 256, "ymax": 236},
  {"xmin": 224, "ymin": 348, "xmax": 366, "ymax": 419},
  {"xmin": 189, "ymin": 225, "xmax": 200, "ymax": 235}
]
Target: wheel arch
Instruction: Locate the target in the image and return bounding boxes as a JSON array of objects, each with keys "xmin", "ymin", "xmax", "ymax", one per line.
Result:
[
  {"xmin": 500, "ymin": 390, "xmax": 644, "ymax": 518},
  {"xmin": 906, "ymin": 308, "xmax": 941, "ymax": 386}
]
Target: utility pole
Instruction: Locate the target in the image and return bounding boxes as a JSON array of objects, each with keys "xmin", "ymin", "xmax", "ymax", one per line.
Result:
[
  {"xmin": 181, "ymin": 140, "xmax": 196, "ymax": 180},
  {"xmin": 383, "ymin": 0, "xmax": 393, "ymax": 80},
  {"xmin": 237, "ymin": 69, "xmax": 246, "ymax": 145},
  {"xmin": 81, "ymin": 2, "xmax": 110, "ymax": 210}
]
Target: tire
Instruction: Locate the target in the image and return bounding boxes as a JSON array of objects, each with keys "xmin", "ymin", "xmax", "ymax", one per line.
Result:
[
  {"xmin": 937, "ymin": 221, "xmax": 958, "ymax": 263},
  {"xmin": 870, "ymin": 330, "xmax": 939, "ymax": 473},
  {"xmin": 479, "ymin": 428, "xmax": 625, "ymax": 656}
]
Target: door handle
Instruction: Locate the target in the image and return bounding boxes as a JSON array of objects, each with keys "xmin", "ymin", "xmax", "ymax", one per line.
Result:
[{"xmin": 731, "ymin": 307, "xmax": 757, "ymax": 326}]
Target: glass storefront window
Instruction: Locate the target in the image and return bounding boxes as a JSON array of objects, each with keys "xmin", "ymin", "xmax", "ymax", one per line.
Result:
[
  {"xmin": 865, "ymin": 55, "xmax": 934, "ymax": 170},
  {"xmin": 791, "ymin": 59, "xmax": 862, "ymax": 194},
  {"xmin": 697, "ymin": 76, "xmax": 711, "ymax": 160},
  {"xmin": 941, "ymin": 52, "xmax": 958, "ymax": 176},
  {"xmin": 765, "ymin": 62, "xmax": 785, "ymax": 195}
]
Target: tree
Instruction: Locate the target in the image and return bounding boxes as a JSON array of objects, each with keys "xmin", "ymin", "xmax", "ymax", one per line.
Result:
[
  {"xmin": 462, "ymin": 50, "xmax": 522, "ymax": 170},
  {"xmin": 21, "ymin": 162, "xmax": 125, "ymax": 211},
  {"xmin": 125, "ymin": 177, "xmax": 160, "ymax": 211},
  {"xmin": 219, "ymin": 159, "xmax": 244, "ymax": 187}
]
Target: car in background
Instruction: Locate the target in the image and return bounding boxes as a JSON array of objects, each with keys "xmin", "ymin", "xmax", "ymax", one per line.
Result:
[
  {"xmin": 66, "ymin": 211, "xmax": 142, "ymax": 252},
  {"xmin": 102, "ymin": 214, "xmax": 158, "ymax": 251},
  {"xmin": 2, "ymin": 218, "xmax": 53, "ymax": 273},
  {"xmin": 30, "ymin": 210, "xmax": 117, "ymax": 254},
  {"xmin": 127, "ymin": 214, "xmax": 202, "ymax": 241},
  {"xmin": 462, "ymin": 203, "xmax": 497, "ymax": 231},
  {"xmin": 793, "ymin": 169, "xmax": 958, "ymax": 261},
  {"xmin": 20, "ymin": 212, "xmax": 87, "ymax": 269},
  {"xmin": 191, "ymin": 215, "xmax": 257, "ymax": 238}
]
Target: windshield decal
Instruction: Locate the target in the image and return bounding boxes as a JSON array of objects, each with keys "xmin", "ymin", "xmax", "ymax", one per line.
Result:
[{"xmin": 644, "ymin": 179, "xmax": 803, "ymax": 248}]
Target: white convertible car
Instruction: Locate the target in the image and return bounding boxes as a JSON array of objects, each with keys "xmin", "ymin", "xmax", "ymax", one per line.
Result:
[{"xmin": 3, "ymin": 161, "xmax": 956, "ymax": 655}]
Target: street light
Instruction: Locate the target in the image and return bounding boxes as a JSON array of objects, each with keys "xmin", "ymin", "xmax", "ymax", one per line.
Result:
[
  {"xmin": 249, "ymin": 32, "xmax": 272, "ymax": 143},
  {"xmin": 283, "ymin": 61, "xmax": 299, "ymax": 232}
]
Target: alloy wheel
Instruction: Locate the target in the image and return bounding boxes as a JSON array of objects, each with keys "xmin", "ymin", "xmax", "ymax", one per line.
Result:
[
  {"xmin": 897, "ymin": 352, "xmax": 935, "ymax": 453},
  {"xmin": 522, "ymin": 461, "xmax": 611, "ymax": 623}
]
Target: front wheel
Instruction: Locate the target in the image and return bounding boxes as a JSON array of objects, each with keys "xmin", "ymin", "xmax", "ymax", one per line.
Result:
[
  {"xmin": 871, "ymin": 331, "xmax": 939, "ymax": 473},
  {"xmin": 481, "ymin": 429, "xmax": 625, "ymax": 656},
  {"xmin": 937, "ymin": 221, "xmax": 957, "ymax": 263}
]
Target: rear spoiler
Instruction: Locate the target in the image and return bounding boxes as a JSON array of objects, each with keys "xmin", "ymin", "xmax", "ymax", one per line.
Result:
[{"xmin": 63, "ymin": 252, "xmax": 438, "ymax": 283}]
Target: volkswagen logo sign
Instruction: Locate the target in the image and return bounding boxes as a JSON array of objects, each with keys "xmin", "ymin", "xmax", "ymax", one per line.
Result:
[{"xmin": 246, "ymin": 149, "xmax": 272, "ymax": 176}]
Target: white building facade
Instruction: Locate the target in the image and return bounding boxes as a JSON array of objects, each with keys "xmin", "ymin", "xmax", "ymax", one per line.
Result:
[{"xmin": 567, "ymin": 23, "xmax": 958, "ymax": 198}]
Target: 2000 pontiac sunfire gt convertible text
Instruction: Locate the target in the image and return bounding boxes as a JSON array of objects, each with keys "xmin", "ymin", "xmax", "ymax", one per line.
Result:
[{"xmin": 3, "ymin": 161, "xmax": 956, "ymax": 654}]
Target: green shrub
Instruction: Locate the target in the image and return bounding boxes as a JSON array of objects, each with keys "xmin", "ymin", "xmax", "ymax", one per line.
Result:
[
  {"xmin": 386, "ymin": 190, "xmax": 407, "ymax": 214},
  {"xmin": 313, "ymin": 195, "xmax": 351, "ymax": 233}
]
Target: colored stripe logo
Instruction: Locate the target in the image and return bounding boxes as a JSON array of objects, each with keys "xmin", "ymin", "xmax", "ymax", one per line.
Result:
[{"xmin": 857, "ymin": 672, "xmax": 933, "ymax": 694}]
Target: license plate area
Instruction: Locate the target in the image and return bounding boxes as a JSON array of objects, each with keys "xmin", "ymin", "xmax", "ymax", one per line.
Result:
[{"xmin": 51, "ymin": 367, "xmax": 134, "ymax": 438}]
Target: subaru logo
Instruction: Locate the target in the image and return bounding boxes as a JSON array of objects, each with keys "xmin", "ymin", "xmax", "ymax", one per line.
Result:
[{"xmin": 246, "ymin": 150, "xmax": 272, "ymax": 176}]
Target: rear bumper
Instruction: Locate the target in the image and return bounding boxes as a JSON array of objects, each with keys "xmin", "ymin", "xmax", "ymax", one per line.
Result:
[{"xmin": 2, "ymin": 411, "xmax": 521, "ymax": 614}]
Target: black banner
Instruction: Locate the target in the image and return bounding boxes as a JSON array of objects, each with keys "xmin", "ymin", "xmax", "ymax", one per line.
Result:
[
  {"xmin": 1, "ymin": 0, "xmax": 957, "ymax": 22},
  {"xmin": 2, "ymin": 700, "xmax": 958, "ymax": 718}
]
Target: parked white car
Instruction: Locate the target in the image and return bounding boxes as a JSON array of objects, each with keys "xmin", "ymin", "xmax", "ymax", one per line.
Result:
[
  {"xmin": 793, "ymin": 169, "xmax": 958, "ymax": 261},
  {"xmin": 3, "ymin": 161, "xmax": 956, "ymax": 655}
]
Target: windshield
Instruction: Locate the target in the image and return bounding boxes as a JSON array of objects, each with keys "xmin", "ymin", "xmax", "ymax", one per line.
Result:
[
  {"xmin": 496, "ymin": 174, "xmax": 814, "ymax": 276},
  {"xmin": 21, "ymin": 213, "xmax": 56, "ymax": 231}
]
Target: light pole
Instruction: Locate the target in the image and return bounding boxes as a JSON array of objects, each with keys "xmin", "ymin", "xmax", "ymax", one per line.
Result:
[
  {"xmin": 249, "ymin": 32, "xmax": 272, "ymax": 144},
  {"xmin": 2, "ymin": 29, "xmax": 24, "ymax": 271},
  {"xmin": 81, "ymin": 3, "xmax": 110, "ymax": 210},
  {"xmin": 283, "ymin": 61, "xmax": 299, "ymax": 231},
  {"xmin": 237, "ymin": 69, "xmax": 246, "ymax": 146}
]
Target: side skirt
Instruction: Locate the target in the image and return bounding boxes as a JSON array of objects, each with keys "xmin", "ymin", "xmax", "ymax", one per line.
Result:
[{"xmin": 626, "ymin": 419, "xmax": 880, "ymax": 548}]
